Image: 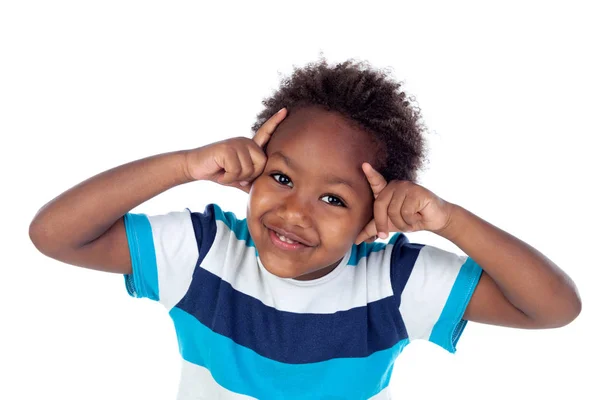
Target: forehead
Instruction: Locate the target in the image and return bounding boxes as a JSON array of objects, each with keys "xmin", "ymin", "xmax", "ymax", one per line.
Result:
[{"xmin": 265, "ymin": 107, "xmax": 379, "ymax": 172}]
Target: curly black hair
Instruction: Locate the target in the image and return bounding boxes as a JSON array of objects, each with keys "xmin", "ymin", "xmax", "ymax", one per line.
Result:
[{"xmin": 251, "ymin": 57, "xmax": 428, "ymax": 183}]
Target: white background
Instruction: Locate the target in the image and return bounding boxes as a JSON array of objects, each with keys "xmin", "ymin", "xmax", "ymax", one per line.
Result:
[{"xmin": 1, "ymin": 1, "xmax": 598, "ymax": 399}]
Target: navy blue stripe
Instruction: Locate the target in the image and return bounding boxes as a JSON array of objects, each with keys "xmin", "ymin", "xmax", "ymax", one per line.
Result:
[
  {"xmin": 175, "ymin": 266, "xmax": 408, "ymax": 364},
  {"xmin": 390, "ymin": 237, "xmax": 423, "ymax": 307},
  {"xmin": 172, "ymin": 306, "xmax": 406, "ymax": 399},
  {"xmin": 187, "ymin": 204, "xmax": 218, "ymax": 266}
]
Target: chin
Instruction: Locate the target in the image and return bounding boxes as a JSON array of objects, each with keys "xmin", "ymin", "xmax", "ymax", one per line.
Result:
[{"xmin": 261, "ymin": 256, "xmax": 303, "ymax": 279}]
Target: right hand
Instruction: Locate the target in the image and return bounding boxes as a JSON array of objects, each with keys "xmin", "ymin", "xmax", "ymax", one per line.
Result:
[{"xmin": 184, "ymin": 108, "xmax": 287, "ymax": 193}]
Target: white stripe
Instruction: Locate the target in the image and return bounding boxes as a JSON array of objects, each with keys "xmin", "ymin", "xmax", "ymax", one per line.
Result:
[
  {"xmin": 148, "ymin": 211, "xmax": 199, "ymax": 310},
  {"xmin": 399, "ymin": 245, "xmax": 466, "ymax": 341},
  {"xmin": 176, "ymin": 359, "xmax": 256, "ymax": 400},
  {"xmin": 199, "ymin": 220, "xmax": 395, "ymax": 314}
]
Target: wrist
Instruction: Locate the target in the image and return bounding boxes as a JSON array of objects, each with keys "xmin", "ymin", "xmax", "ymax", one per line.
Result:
[
  {"xmin": 178, "ymin": 149, "xmax": 199, "ymax": 184},
  {"xmin": 434, "ymin": 203, "xmax": 465, "ymax": 242}
]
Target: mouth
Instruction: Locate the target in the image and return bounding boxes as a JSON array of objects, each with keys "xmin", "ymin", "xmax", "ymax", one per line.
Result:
[{"xmin": 264, "ymin": 225, "xmax": 314, "ymax": 251}]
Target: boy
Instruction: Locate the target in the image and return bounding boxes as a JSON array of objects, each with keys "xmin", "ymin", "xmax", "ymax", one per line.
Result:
[{"xmin": 29, "ymin": 59, "xmax": 581, "ymax": 399}]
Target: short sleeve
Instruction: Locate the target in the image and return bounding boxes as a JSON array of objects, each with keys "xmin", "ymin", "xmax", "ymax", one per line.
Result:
[
  {"xmin": 123, "ymin": 204, "xmax": 218, "ymax": 310},
  {"xmin": 390, "ymin": 234, "xmax": 483, "ymax": 353}
]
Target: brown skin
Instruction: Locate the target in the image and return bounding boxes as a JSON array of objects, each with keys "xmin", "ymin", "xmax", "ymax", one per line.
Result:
[
  {"xmin": 247, "ymin": 106, "xmax": 379, "ymax": 280},
  {"xmin": 27, "ymin": 110, "xmax": 288, "ymax": 275},
  {"xmin": 29, "ymin": 105, "xmax": 581, "ymax": 330},
  {"xmin": 355, "ymin": 165, "xmax": 582, "ymax": 329},
  {"xmin": 246, "ymin": 106, "xmax": 581, "ymax": 327}
]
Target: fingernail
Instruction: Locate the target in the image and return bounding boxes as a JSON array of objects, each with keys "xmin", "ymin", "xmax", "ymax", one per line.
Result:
[
  {"xmin": 277, "ymin": 107, "xmax": 286, "ymax": 114},
  {"xmin": 240, "ymin": 181, "xmax": 248, "ymax": 186},
  {"xmin": 378, "ymin": 232, "xmax": 388, "ymax": 239}
]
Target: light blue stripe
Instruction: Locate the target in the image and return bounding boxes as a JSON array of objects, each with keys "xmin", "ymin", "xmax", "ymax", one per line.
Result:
[
  {"xmin": 429, "ymin": 257, "xmax": 483, "ymax": 352},
  {"xmin": 348, "ymin": 233, "xmax": 402, "ymax": 266},
  {"xmin": 122, "ymin": 213, "xmax": 159, "ymax": 301},
  {"xmin": 212, "ymin": 204, "xmax": 256, "ymax": 247},
  {"xmin": 171, "ymin": 307, "xmax": 407, "ymax": 399}
]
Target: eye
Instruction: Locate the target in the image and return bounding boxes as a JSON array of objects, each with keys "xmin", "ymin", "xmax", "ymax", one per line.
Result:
[
  {"xmin": 320, "ymin": 194, "xmax": 346, "ymax": 207},
  {"xmin": 270, "ymin": 173, "xmax": 293, "ymax": 187}
]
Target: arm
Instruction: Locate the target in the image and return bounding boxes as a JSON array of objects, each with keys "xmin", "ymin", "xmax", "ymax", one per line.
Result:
[
  {"xmin": 29, "ymin": 108, "xmax": 287, "ymax": 276},
  {"xmin": 439, "ymin": 204, "xmax": 581, "ymax": 329},
  {"xmin": 356, "ymin": 163, "xmax": 581, "ymax": 330},
  {"xmin": 28, "ymin": 150, "xmax": 193, "ymax": 274}
]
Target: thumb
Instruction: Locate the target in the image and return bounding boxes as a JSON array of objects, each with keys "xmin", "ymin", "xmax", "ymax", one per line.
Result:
[
  {"xmin": 253, "ymin": 108, "xmax": 287, "ymax": 148},
  {"xmin": 362, "ymin": 163, "xmax": 387, "ymax": 199}
]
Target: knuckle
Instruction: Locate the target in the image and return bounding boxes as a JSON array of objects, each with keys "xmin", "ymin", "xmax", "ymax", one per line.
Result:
[
  {"xmin": 229, "ymin": 166, "xmax": 242, "ymax": 175},
  {"xmin": 241, "ymin": 169, "xmax": 255, "ymax": 179},
  {"xmin": 222, "ymin": 143, "xmax": 238, "ymax": 156}
]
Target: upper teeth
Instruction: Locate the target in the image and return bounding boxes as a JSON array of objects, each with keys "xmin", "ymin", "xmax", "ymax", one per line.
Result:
[{"xmin": 276, "ymin": 232, "xmax": 298, "ymax": 244}]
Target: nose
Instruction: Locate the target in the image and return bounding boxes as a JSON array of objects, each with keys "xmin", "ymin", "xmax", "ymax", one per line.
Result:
[{"xmin": 275, "ymin": 192, "xmax": 313, "ymax": 228}]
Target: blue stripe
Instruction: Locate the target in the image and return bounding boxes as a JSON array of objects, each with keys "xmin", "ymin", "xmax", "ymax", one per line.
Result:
[
  {"xmin": 188, "ymin": 204, "xmax": 218, "ymax": 265},
  {"xmin": 123, "ymin": 213, "xmax": 159, "ymax": 300},
  {"xmin": 171, "ymin": 307, "xmax": 407, "ymax": 399},
  {"xmin": 429, "ymin": 257, "xmax": 483, "ymax": 352},
  {"xmin": 175, "ymin": 265, "xmax": 408, "ymax": 364},
  {"xmin": 121, "ymin": 204, "xmax": 405, "ymax": 303},
  {"xmin": 348, "ymin": 232, "xmax": 404, "ymax": 266},
  {"xmin": 390, "ymin": 238, "xmax": 424, "ymax": 307},
  {"xmin": 212, "ymin": 204, "xmax": 256, "ymax": 247}
]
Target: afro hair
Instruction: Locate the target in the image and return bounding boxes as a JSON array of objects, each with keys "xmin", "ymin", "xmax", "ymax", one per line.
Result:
[{"xmin": 251, "ymin": 57, "xmax": 428, "ymax": 182}]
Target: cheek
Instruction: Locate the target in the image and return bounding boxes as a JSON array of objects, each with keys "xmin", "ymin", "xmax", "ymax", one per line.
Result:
[
  {"xmin": 359, "ymin": 201, "xmax": 375, "ymax": 226},
  {"xmin": 319, "ymin": 212, "xmax": 362, "ymax": 243},
  {"xmin": 342, "ymin": 204, "xmax": 374, "ymax": 238},
  {"xmin": 248, "ymin": 178, "xmax": 274, "ymax": 215}
]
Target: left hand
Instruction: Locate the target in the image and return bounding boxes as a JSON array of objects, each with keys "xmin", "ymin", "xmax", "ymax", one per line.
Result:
[{"xmin": 355, "ymin": 163, "xmax": 455, "ymax": 244}]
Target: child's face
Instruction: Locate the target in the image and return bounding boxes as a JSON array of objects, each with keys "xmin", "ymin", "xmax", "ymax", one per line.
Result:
[{"xmin": 247, "ymin": 106, "xmax": 380, "ymax": 280}]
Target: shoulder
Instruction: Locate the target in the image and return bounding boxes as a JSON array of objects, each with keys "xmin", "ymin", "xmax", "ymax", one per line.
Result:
[
  {"xmin": 354, "ymin": 232, "xmax": 413, "ymax": 269},
  {"xmin": 345, "ymin": 234, "xmax": 411, "ymax": 304},
  {"xmin": 192, "ymin": 204, "xmax": 256, "ymax": 264}
]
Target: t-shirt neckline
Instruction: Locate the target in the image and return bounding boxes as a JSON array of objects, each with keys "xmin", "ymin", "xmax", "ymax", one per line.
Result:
[{"xmin": 257, "ymin": 247, "xmax": 352, "ymax": 287}]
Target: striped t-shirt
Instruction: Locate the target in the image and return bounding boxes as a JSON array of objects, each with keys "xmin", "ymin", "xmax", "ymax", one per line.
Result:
[{"xmin": 123, "ymin": 203, "xmax": 482, "ymax": 399}]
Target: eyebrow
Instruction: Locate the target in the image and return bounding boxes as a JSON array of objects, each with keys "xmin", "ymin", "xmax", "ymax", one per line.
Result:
[{"xmin": 271, "ymin": 151, "xmax": 357, "ymax": 192}]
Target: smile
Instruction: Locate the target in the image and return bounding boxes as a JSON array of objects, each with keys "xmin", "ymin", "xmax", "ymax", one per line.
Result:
[
  {"xmin": 275, "ymin": 231, "xmax": 298, "ymax": 244},
  {"xmin": 267, "ymin": 228, "xmax": 309, "ymax": 251}
]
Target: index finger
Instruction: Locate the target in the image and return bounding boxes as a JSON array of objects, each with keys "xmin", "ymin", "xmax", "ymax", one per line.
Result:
[
  {"xmin": 362, "ymin": 162, "xmax": 387, "ymax": 198},
  {"xmin": 253, "ymin": 107, "xmax": 287, "ymax": 148}
]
